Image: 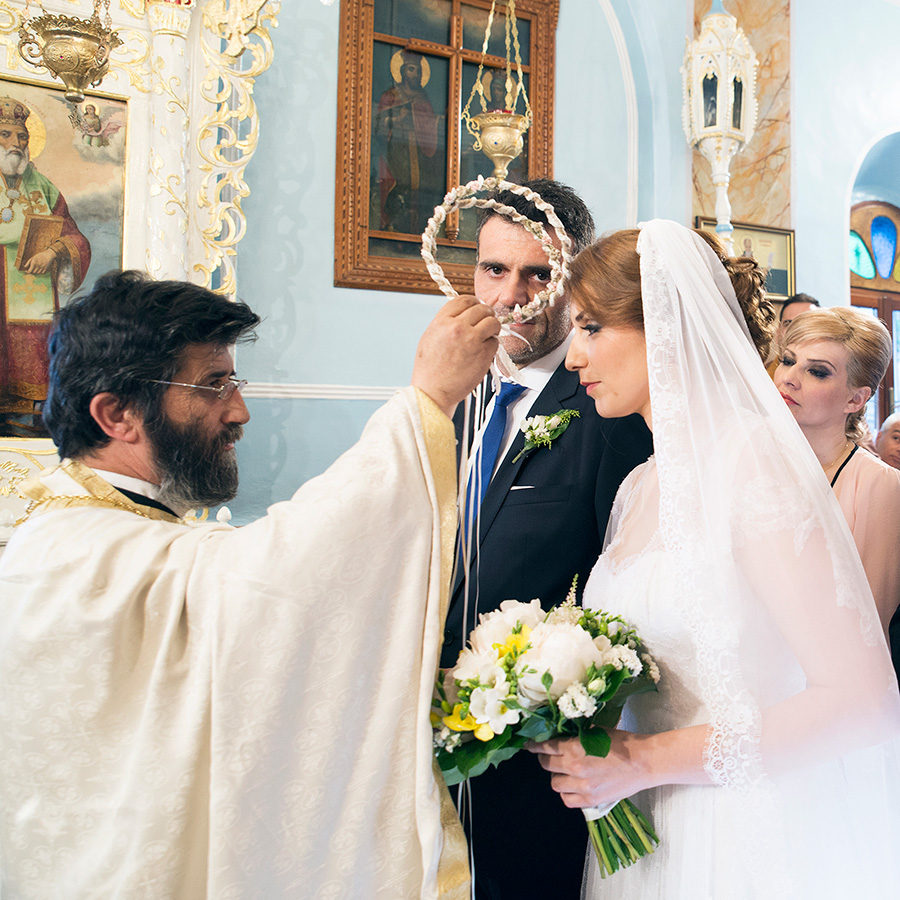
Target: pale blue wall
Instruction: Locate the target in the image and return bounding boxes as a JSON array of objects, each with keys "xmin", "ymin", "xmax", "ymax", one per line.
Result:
[
  {"xmin": 227, "ymin": 0, "xmax": 687, "ymax": 524},
  {"xmin": 792, "ymin": 0, "xmax": 900, "ymax": 306}
]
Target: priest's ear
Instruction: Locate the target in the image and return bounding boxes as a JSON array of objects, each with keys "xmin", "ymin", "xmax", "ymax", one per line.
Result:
[{"xmin": 88, "ymin": 393, "xmax": 146, "ymax": 445}]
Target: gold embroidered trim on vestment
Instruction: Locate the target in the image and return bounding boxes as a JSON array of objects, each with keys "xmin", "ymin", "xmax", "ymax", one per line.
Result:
[{"xmin": 21, "ymin": 459, "xmax": 182, "ymax": 524}]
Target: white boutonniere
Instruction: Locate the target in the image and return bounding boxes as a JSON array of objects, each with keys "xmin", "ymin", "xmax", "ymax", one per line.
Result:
[{"xmin": 512, "ymin": 409, "xmax": 580, "ymax": 463}]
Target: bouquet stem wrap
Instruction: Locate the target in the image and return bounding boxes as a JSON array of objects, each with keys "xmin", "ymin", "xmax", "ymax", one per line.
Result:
[{"xmin": 583, "ymin": 800, "xmax": 659, "ymax": 878}]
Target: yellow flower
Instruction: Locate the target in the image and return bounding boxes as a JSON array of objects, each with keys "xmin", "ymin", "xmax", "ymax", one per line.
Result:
[
  {"xmin": 473, "ymin": 722, "xmax": 495, "ymax": 741},
  {"xmin": 493, "ymin": 624, "xmax": 531, "ymax": 658},
  {"xmin": 443, "ymin": 704, "xmax": 478, "ymax": 732}
]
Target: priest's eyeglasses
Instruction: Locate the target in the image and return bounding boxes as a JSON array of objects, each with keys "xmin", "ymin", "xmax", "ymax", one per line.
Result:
[{"xmin": 146, "ymin": 376, "xmax": 248, "ymax": 401}]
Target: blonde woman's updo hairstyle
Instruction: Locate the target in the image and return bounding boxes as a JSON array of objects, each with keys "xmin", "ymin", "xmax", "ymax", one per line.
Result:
[
  {"xmin": 781, "ymin": 307, "xmax": 891, "ymax": 441},
  {"xmin": 566, "ymin": 228, "xmax": 776, "ymax": 362}
]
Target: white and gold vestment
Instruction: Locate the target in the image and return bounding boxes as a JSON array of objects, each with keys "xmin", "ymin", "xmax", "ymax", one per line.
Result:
[{"xmin": 0, "ymin": 387, "xmax": 468, "ymax": 899}]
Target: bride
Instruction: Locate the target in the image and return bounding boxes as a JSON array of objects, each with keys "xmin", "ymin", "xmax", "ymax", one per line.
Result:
[{"xmin": 529, "ymin": 220, "xmax": 900, "ymax": 898}]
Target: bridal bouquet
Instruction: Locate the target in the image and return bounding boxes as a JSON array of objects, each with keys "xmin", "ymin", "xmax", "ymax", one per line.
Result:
[{"xmin": 433, "ymin": 580, "xmax": 660, "ymax": 877}]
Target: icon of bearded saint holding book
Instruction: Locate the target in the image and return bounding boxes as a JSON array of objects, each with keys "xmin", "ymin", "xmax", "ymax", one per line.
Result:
[{"xmin": 0, "ymin": 96, "xmax": 91, "ymax": 438}]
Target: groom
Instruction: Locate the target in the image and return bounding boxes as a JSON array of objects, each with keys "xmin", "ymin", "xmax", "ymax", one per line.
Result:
[{"xmin": 440, "ymin": 179, "xmax": 653, "ymax": 898}]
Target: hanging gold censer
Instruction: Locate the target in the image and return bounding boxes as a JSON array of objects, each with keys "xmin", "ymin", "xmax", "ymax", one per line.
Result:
[
  {"xmin": 461, "ymin": 0, "xmax": 532, "ymax": 180},
  {"xmin": 18, "ymin": 0, "xmax": 122, "ymax": 104}
]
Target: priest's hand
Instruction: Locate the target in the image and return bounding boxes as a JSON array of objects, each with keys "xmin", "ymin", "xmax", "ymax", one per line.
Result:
[{"xmin": 412, "ymin": 295, "xmax": 500, "ymax": 418}]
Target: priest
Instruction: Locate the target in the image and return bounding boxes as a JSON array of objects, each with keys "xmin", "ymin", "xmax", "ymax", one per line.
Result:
[{"xmin": 0, "ymin": 270, "xmax": 499, "ymax": 898}]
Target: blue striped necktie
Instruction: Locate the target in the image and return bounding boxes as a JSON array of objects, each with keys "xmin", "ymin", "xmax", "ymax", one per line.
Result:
[{"xmin": 475, "ymin": 381, "xmax": 526, "ymax": 505}]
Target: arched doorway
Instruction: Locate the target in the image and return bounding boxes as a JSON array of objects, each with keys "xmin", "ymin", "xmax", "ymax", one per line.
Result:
[
  {"xmin": 849, "ymin": 131, "xmax": 900, "ymax": 430},
  {"xmin": 849, "ymin": 200, "xmax": 900, "ymax": 426}
]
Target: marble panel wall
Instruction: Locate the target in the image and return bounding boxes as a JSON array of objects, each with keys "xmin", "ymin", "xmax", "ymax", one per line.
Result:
[{"xmin": 691, "ymin": 0, "xmax": 790, "ymax": 229}]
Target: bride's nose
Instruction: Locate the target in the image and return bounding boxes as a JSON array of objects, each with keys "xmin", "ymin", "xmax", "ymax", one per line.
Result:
[{"xmin": 565, "ymin": 334, "xmax": 585, "ymax": 371}]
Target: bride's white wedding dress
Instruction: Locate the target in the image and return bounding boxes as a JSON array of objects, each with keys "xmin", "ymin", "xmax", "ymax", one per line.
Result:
[
  {"xmin": 573, "ymin": 221, "xmax": 900, "ymax": 899},
  {"xmin": 582, "ymin": 458, "xmax": 900, "ymax": 898}
]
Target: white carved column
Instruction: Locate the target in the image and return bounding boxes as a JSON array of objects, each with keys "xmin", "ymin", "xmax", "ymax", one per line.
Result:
[{"xmin": 146, "ymin": 0, "xmax": 194, "ymax": 279}]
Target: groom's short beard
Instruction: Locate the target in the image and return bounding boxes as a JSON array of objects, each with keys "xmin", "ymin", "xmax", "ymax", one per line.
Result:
[
  {"xmin": 0, "ymin": 146, "xmax": 29, "ymax": 178},
  {"xmin": 147, "ymin": 413, "xmax": 243, "ymax": 510}
]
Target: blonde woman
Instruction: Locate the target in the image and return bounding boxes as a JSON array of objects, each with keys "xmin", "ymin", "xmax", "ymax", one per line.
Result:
[{"xmin": 774, "ymin": 307, "xmax": 900, "ymax": 633}]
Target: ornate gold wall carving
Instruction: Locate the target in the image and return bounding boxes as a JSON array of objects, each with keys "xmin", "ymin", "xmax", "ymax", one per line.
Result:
[{"xmin": 192, "ymin": 0, "xmax": 280, "ymax": 296}]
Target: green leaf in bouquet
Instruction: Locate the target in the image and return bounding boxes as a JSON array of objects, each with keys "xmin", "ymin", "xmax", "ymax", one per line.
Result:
[
  {"xmin": 591, "ymin": 700, "xmax": 626, "ymax": 730},
  {"xmin": 437, "ymin": 727, "xmax": 511, "ymax": 784},
  {"xmin": 611, "ymin": 671, "xmax": 659, "ymax": 705},
  {"xmin": 437, "ymin": 726, "xmax": 533, "ymax": 785},
  {"xmin": 578, "ymin": 727, "xmax": 612, "ymax": 758},
  {"xmin": 598, "ymin": 667, "xmax": 629, "ymax": 701},
  {"xmin": 455, "ymin": 743, "xmax": 522, "ymax": 782},
  {"xmin": 515, "ymin": 706, "xmax": 557, "ymax": 742}
]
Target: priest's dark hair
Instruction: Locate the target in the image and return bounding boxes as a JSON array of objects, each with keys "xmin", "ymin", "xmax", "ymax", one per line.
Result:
[
  {"xmin": 475, "ymin": 177, "xmax": 596, "ymax": 256},
  {"xmin": 43, "ymin": 269, "xmax": 260, "ymax": 460}
]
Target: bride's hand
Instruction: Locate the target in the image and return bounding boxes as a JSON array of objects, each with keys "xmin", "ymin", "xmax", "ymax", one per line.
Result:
[{"xmin": 528, "ymin": 731, "xmax": 653, "ymax": 809}]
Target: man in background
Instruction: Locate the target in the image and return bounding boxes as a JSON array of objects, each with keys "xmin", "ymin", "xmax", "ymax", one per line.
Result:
[
  {"xmin": 0, "ymin": 270, "xmax": 498, "ymax": 898},
  {"xmin": 877, "ymin": 412, "xmax": 900, "ymax": 470},
  {"xmin": 441, "ymin": 179, "xmax": 653, "ymax": 898},
  {"xmin": 766, "ymin": 292, "xmax": 820, "ymax": 378}
]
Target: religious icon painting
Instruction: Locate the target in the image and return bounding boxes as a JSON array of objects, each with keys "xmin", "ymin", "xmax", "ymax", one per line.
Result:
[
  {"xmin": 0, "ymin": 74, "xmax": 127, "ymax": 439},
  {"xmin": 336, "ymin": 0, "xmax": 558, "ymax": 295},
  {"xmin": 695, "ymin": 217, "xmax": 795, "ymax": 301}
]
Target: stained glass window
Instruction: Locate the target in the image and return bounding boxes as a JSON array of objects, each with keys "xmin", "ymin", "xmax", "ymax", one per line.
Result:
[
  {"xmin": 871, "ymin": 216, "xmax": 897, "ymax": 279},
  {"xmin": 850, "ymin": 230, "xmax": 876, "ymax": 279}
]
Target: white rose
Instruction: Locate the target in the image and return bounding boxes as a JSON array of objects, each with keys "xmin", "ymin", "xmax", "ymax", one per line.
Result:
[
  {"xmin": 593, "ymin": 634, "xmax": 612, "ymax": 654},
  {"xmin": 515, "ymin": 622, "xmax": 603, "ymax": 707},
  {"xmin": 453, "ymin": 648, "xmax": 504, "ymax": 685},
  {"xmin": 469, "ymin": 599, "xmax": 544, "ymax": 656},
  {"xmin": 520, "ymin": 417, "xmax": 536, "ymax": 434},
  {"xmin": 546, "ymin": 415, "xmax": 561, "ymax": 430},
  {"xmin": 468, "ymin": 681, "xmax": 521, "ymax": 733}
]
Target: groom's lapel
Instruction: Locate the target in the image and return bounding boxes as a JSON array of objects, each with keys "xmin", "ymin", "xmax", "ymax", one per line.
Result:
[
  {"xmin": 451, "ymin": 363, "xmax": 580, "ymax": 602},
  {"xmin": 475, "ymin": 362, "xmax": 579, "ymax": 541}
]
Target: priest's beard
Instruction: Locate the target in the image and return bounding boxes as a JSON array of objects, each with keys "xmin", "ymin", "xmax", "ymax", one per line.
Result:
[
  {"xmin": 0, "ymin": 145, "xmax": 29, "ymax": 178},
  {"xmin": 148, "ymin": 413, "xmax": 243, "ymax": 510}
]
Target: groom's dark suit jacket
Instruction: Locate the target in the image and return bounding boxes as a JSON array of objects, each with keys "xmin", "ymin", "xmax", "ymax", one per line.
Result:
[{"xmin": 442, "ymin": 362, "xmax": 652, "ymax": 900}]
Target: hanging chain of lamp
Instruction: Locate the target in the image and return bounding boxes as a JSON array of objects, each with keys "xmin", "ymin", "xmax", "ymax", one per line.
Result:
[
  {"xmin": 460, "ymin": 0, "xmax": 532, "ymax": 181},
  {"xmin": 422, "ymin": 0, "xmax": 570, "ymax": 335}
]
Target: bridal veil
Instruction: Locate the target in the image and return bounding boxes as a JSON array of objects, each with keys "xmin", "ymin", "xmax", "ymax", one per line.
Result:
[{"xmin": 600, "ymin": 220, "xmax": 900, "ymax": 895}]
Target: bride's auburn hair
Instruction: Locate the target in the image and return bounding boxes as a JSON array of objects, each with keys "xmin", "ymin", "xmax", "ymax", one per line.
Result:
[{"xmin": 567, "ymin": 228, "xmax": 776, "ymax": 362}]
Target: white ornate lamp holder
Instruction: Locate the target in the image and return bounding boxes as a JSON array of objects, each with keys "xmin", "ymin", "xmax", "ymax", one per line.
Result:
[
  {"xmin": 421, "ymin": 176, "xmax": 571, "ymax": 327},
  {"xmin": 682, "ymin": 0, "xmax": 757, "ymax": 253}
]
